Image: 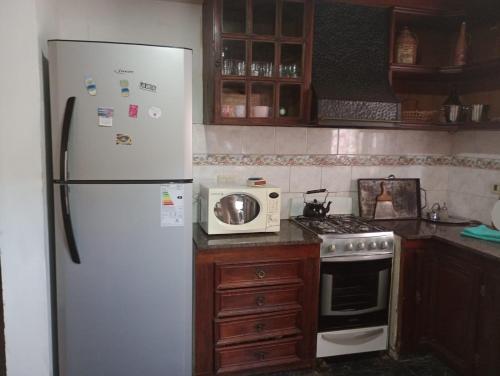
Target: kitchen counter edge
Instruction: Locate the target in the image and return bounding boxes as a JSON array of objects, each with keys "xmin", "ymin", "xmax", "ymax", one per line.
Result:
[{"xmin": 193, "ymin": 220, "xmax": 321, "ymax": 251}]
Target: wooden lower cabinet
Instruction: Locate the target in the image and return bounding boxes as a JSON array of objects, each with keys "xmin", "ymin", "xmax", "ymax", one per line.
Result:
[
  {"xmin": 475, "ymin": 272, "xmax": 500, "ymax": 376},
  {"xmin": 398, "ymin": 239, "xmax": 500, "ymax": 375},
  {"xmin": 195, "ymin": 244, "xmax": 320, "ymax": 376}
]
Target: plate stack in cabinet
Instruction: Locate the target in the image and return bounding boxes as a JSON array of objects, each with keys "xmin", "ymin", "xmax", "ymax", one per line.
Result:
[
  {"xmin": 203, "ymin": 0, "xmax": 314, "ymax": 126},
  {"xmin": 195, "ymin": 244, "xmax": 320, "ymax": 376}
]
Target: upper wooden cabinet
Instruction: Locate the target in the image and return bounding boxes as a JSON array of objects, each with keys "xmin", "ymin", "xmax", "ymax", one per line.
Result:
[{"xmin": 203, "ymin": 0, "xmax": 314, "ymax": 126}]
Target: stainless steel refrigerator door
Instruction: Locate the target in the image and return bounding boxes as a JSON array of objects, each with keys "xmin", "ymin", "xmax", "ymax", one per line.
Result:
[
  {"xmin": 49, "ymin": 41, "xmax": 192, "ymax": 181},
  {"xmin": 54, "ymin": 183, "xmax": 192, "ymax": 376}
]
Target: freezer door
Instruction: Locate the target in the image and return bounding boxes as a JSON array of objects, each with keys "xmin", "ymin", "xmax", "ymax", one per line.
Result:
[
  {"xmin": 49, "ymin": 41, "xmax": 192, "ymax": 181},
  {"xmin": 54, "ymin": 183, "xmax": 192, "ymax": 376}
]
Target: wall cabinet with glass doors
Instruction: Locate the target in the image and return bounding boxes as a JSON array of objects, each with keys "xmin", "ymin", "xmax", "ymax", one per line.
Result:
[{"xmin": 203, "ymin": 0, "xmax": 314, "ymax": 125}]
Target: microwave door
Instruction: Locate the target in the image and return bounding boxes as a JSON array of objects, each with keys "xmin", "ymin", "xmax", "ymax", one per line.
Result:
[{"xmin": 214, "ymin": 194, "xmax": 261, "ymax": 225}]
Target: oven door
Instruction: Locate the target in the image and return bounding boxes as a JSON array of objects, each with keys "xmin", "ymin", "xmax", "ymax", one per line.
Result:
[{"xmin": 319, "ymin": 258, "xmax": 392, "ymax": 332}]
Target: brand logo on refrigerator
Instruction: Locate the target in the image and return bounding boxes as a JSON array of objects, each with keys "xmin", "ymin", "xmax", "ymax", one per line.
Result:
[{"xmin": 114, "ymin": 68, "xmax": 134, "ymax": 74}]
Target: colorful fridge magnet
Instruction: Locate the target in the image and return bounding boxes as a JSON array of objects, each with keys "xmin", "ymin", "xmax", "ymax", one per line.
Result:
[
  {"xmin": 139, "ymin": 81, "xmax": 157, "ymax": 93},
  {"xmin": 97, "ymin": 107, "xmax": 113, "ymax": 127},
  {"xmin": 84, "ymin": 76, "xmax": 97, "ymax": 96},
  {"xmin": 116, "ymin": 133, "xmax": 132, "ymax": 145},
  {"xmin": 148, "ymin": 106, "xmax": 162, "ymax": 119},
  {"xmin": 128, "ymin": 104, "xmax": 138, "ymax": 119},
  {"xmin": 120, "ymin": 79, "xmax": 130, "ymax": 97}
]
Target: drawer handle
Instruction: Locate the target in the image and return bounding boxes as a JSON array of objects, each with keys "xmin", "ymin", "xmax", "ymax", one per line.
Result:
[
  {"xmin": 255, "ymin": 269, "xmax": 266, "ymax": 279},
  {"xmin": 255, "ymin": 295, "xmax": 266, "ymax": 306},
  {"xmin": 254, "ymin": 351, "xmax": 267, "ymax": 360},
  {"xmin": 255, "ymin": 323, "xmax": 266, "ymax": 332}
]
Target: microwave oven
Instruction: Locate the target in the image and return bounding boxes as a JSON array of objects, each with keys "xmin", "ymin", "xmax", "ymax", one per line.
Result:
[{"xmin": 199, "ymin": 183, "xmax": 281, "ymax": 235}]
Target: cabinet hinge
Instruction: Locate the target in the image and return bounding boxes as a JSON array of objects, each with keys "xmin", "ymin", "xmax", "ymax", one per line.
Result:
[
  {"xmin": 474, "ymin": 353, "xmax": 480, "ymax": 365},
  {"xmin": 480, "ymin": 285, "xmax": 486, "ymax": 297},
  {"xmin": 416, "ymin": 291, "xmax": 422, "ymax": 304}
]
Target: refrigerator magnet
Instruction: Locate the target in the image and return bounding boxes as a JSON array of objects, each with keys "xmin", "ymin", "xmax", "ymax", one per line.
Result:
[
  {"xmin": 148, "ymin": 106, "xmax": 162, "ymax": 119},
  {"xmin": 97, "ymin": 107, "xmax": 113, "ymax": 127},
  {"xmin": 115, "ymin": 133, "xmax": 132, "ymax": 145},
  {"xmin": 128, "ymin": 104, "xmax": 138, "ymax": 119},
  {"xmin": 139, "ymin": 81, "xmax": 157, "ymax": 93},
  {"xmin": 84, "ymin": 76, "xmax": 97, "ymax": 96},
  {"xmin": 120, "ymin": 79, "xmax": 130, "ymax": 97}
]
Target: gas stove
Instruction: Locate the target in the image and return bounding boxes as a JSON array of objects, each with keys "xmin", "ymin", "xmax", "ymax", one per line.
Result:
[{"xmin": 292, "ymin": 215, "xmax": 394, "ymax": 261}]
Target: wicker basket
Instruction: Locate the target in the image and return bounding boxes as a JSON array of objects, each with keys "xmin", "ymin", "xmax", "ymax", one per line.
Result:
[{"xmin": 402, "ymin": 110, "xmax": 439, "ymax": 122}]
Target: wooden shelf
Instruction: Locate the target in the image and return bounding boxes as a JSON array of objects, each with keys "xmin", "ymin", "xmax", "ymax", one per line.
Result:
[
  {"xmin": 391, "ymin": 59, "xmax": 500, "ymax": 80},
  {"xmin": 314, "ymin": 119, "xmax": 500, "ymax": 131}
]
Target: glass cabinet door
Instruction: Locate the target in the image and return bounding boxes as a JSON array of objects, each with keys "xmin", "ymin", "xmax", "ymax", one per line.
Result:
[
  {"xmin": 221, "ymin": 82, "xmax": 247, "ymax": 118},
  {"xmin": 251, "ymin": 42, "xmax": 275, "ymax": 77},
  {"xmin": 222, "ymin": 0, "xmax": 246, "ymax": 34},
  {"xmin": 279, "ymin": 84, "xmax": 301, "ymax": 118},
  {"xmin": 280, "ymin": 43, "xmax": 303, "ymax": 78},
  {"xmin": 250, "ymin": 83, "xmax": 274, "ymax": 118},
  {"xmin": 281, "ymin": 1, "xmax": 305, "ymax": 37},
  {"xmin": 222, "ymin": 40, "xmax": 246, "ymax": 76},
  {"xmin": 252, "ymin": 0, "xmax": 276, "ymax": 35}
]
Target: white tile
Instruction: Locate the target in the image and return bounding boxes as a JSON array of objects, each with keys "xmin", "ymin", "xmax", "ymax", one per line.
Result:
[
  {"xmin": 447, "ymin": 191, "xmax": 497, "ymax": 223},
  {"xmin": 192, "ymin": 123, "xmax": 207, "ymax": 154},
  {"xmin": 221, "ymin": 166, "xmax": 290, "ymax": 192},
  {"xmin": 290, "ymin": 166, "xmax": 322, "ymax": 193},
  {"xmin": 306, "ymin": 128, "xmax": 339, "ymax": 154},
  {"xmin": 396, "ymin": 131, "xmax": 451, "ymax": 155},
  {"xmin": 241, "ymin": 126, "xmax": 276, "ymax": 154},
  {"xmin": 276, "ymin": 127, "xmax": 307, "ymax": 154},
  {"xmin": 420, "ymin": 166, "xmax": 449, "ymax": 191},
  {"xmin": 338, "ymin": 129, "xmax": 398, "ymax": 155},
  {"xmin": 205, "ymin": 125, "xmax": 243, "ymax": 154},
  {"xmin": 192, "ymin": 165, "xmax": 225, "ymax": 196},
  {"xmin": 321, "ymin": 166, "xmax": 352, "ymax": 193}
]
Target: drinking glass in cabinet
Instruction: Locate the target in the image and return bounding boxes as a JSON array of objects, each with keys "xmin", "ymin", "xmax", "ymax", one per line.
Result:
[
  {"xmin": 279, "ymin": 84, "xmax": 301, "ymax": 118},
  {"xmin": 282, "ymin": 1, "xmax": 305, "ymax": 37},
  {"xmin": 222, "ymin": 82, "xmax": 246, "ymax": 118},
  {"xmin": 280, "ymin": 44, "xmax": 302, "ymax": 78},
  {"xmin": 251, "ymin": 42, "xmax": 275, "ymax": 77},
  {"xmin": 253, "ymin": 0, "xmax": 276, "ymax": 35},
  {"xmin": 222, "ymin": 0, "xmax": 246, "ymax": 34},
  {"xmin": 251, "ymin": 83, "xmax": 274, "ymax": 118},
  {"xmin": 222, "ymin": 40, "xmax": 246, "ymax": 76}
]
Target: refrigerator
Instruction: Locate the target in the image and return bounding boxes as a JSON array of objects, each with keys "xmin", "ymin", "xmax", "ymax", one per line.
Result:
[{"xmin": 48, "ymin": 40, "xmax": 193, "ymax": 376}]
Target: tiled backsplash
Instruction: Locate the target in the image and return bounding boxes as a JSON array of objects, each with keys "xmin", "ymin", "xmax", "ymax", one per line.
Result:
[{"xmin": 193, "ymin": 125, "xmax": 500, "ymax": 224}]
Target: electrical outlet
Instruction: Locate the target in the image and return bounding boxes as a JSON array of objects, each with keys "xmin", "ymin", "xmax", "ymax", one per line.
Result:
[{"xmin": 492, "ymin": 184, "xmax": 500, "ymax": 195}]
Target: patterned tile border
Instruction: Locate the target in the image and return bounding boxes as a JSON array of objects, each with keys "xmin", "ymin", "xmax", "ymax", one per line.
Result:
[{"xmin": 193, "ymin": 154, "xmax": 500, "ymax": 171}]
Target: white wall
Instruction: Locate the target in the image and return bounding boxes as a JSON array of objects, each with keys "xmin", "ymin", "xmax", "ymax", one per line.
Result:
[
  {"xmin": 55, "ymin": 0, "xmax": 204, "ymax": 123},
  {"xmin": 0, "ymin": 0, "xmax": 54, "ymax": 374}
]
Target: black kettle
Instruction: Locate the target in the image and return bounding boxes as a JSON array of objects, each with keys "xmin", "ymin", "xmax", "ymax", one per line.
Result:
[{"xmin": 303, "ymin": 189, "xmax": 332, "ymax": 218}]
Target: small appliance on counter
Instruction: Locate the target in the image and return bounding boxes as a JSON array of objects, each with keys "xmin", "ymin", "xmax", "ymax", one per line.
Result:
[
  {"xmin": 302, "ymin": 189, "xmax": 332, "ymax": 218},
  {"xmin": 199, "ymin": 183, "xmax": 281, "ymax": 234}
]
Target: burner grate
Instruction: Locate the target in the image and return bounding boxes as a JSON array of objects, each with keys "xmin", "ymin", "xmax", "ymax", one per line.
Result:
[{"xmin": 293, "ymin": 215, "xmax": 385, "ymax": 235}]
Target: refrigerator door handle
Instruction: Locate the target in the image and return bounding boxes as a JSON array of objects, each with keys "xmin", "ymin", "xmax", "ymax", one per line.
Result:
[
  {"xmin": 60, "ymin": 184, "xmax": 81, "ymax": 264},
  {"xmin": 58, "ymin": 96, "xmax": 81, "ymax": 263},
  {"xmin": 60, "ymin": 96, "xmax": 76, "ymax": 181}
]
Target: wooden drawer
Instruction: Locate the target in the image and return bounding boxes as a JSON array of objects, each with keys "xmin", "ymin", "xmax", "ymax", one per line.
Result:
[
  {"xmin": 215, "ymin": 310, "xmax": 302, "ymax": 346},
  {"xmin": 215, "ymin": 337, "xmax": 302, "ymax": 375},
  {"xmin": 216, "ymin": 260, "xmax": 302, "ymax": 289},
  {"xmin": 216, "ymin": 285, "xmax": 302, "ymax": 318}
]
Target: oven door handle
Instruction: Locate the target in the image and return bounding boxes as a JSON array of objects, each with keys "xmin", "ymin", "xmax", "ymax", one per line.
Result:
[
  {"xmin": 321, "ymin": 328, "xmax": 384, "ymax": 345},
  {"xmin": 321, "ymin": 253, "xmax": 393, "ymax": 262}
]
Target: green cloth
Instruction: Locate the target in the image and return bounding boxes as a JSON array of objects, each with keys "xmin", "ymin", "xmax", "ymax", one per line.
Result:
[{"xmin": 461, "ymin": 225, "xmax": 500, "ymax": 243}]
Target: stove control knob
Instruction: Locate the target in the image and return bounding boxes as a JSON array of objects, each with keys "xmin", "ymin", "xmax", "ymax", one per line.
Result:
[
  {"xmin": 368, "ymin": 241, "xmax": 378, "ymax": 250},
  {"xmin": 357, "ymin": 242, "xmax": 366, "ymax": 250},
  {"xmin": 345, "ymin": 243, "xmax": 354, "ymax": 251},
  {"xmin": 328, "ymin": 244, "xmax": 336, "ymax": 253},
  {"xmin": 380, "ymin": 241, "xmax": 389, "ymax": 249}
]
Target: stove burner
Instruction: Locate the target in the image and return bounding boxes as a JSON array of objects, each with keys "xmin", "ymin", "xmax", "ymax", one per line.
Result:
[{"xmin": 293, "ymin": 215, "xmax": 385, "ymax": 235}]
